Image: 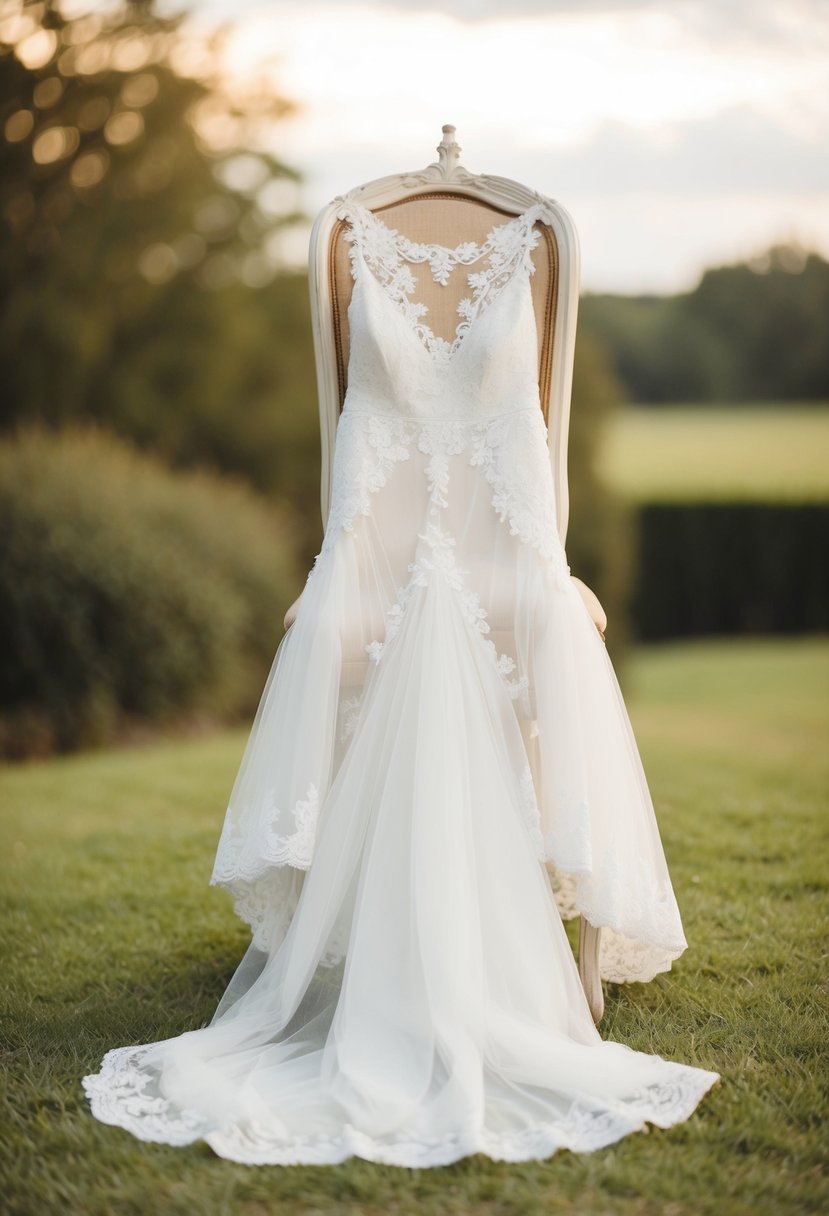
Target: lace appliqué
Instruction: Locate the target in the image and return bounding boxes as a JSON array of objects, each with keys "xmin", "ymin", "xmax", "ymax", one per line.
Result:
[
  {"xmin": 366, "ymin": 518, "xmax": 528, "ymax": 702},
  {"xmin": 470, "ymin": 410, "xmax": 571, "ymax": 586},
  {"xmin": 207, "ymin": 792, "xmax": 318, "ymax": 953},
  {"xmin": 210, "ymin": 786, "xmax": 321, "ymax": 950},
  {"xmin": 326, "ymin": 411, "xmax": 570, "ymax": 586},
  {"xmin": 546, "ymin": 866, "xmax": 686, "ymax": 983},
  {"xmin": 211, "ymin": 865, "xmax": 304, "ymax": 955},
  {"xmin": 322, "ymin": 413, "xmax": 411, "ymax": 550},
  {"xmin": 211, "ymin": 784, "xmax": 320, "ymax": 880},
  {"xmin": 336, "ymin": 199, "xmax": 544, "ymax": 365},
  {"xmin": 82, "ymin": 1043, "xmax": 719, "ymax": 1166},
  {"xmin": 416, "ymin": 419, "xmax": 468, "ymax": 508}
]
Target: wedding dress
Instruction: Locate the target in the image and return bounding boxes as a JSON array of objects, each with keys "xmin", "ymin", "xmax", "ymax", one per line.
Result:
[{"xmin": 82, "ymin": 197, "xmax": 718, "ymax": 1166}]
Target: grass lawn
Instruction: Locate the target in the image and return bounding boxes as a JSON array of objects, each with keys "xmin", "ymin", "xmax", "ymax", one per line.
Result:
[
  {"xmin": 1, "ymin": 636, "xmax": 827, "ymax": 1216},
  {"xmin": 598, "ymin": 404, "xmax": 829, "ymax": 503}
]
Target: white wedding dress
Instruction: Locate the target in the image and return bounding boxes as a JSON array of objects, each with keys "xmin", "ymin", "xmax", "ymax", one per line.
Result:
[{"xmin": 82, "ymin": 197, "xmax": 718, "ymax": 1166}]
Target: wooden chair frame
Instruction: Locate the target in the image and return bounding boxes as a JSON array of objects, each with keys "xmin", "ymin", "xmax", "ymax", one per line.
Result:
[{"xmin": 302, "ymin": 124, "xmax": 605, "ymax": 1023}]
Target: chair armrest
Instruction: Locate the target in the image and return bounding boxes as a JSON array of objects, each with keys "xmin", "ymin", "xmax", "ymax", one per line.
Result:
[
  {"xmin": 283, "ymin": 593, "xmax": 302, "ymax": 631},
  {"xmin": 570, "ymin": 576, "xmax": 607, "ymax": 641}
]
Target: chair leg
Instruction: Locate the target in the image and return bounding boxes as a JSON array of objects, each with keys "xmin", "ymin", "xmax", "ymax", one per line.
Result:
[{"xmin": 578, "ymin": 916, "xmax": 604, "ymax": 1026}]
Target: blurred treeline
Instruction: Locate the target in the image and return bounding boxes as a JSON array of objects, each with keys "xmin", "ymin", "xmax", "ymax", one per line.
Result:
[
  {"xmin": 580, "ymin": 248, "xmax": 829, "ymax": 404},
  {"xmin": 581, "ymin": 254, "xmax": 829, "ymax": 643}
]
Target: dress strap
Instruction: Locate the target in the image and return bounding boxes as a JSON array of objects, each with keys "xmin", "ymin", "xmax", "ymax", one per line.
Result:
[
  {"xmin": 334, "ymin": 198, "xmax": 547, "ymax": 289},
  {"xmin": 333, "ymin": 198, "xmax": 546, "ymax": 361}
]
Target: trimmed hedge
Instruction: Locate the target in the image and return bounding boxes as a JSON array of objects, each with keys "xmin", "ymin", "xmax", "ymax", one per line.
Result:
[
  {"xmin": 0, "ymin": 428, "xmax": 299, "ymax": 757},
  {"xmin": 632, "ymin": 502, "xmax": 829, "ymax": 640}
]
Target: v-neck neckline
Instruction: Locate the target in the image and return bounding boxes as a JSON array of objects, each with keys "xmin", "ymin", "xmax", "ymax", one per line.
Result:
[{"xmin": 338, "ymin": 199, "xmax": 544, "ymax": 365}]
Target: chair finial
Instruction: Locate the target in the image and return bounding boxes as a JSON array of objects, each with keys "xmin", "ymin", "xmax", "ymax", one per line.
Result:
[{"xmin": 436, "ymin": 125, "xmax": 462, "ymax": 178}]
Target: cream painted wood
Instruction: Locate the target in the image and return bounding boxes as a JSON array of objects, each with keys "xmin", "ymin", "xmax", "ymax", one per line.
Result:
[{"xmin": 298, "ymin": 125, "xmax": 605, "ymax": 1023}]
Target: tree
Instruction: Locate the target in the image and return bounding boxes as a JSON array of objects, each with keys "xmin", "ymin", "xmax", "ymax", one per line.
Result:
[
  {"xmin": 580, "ymin": 246, "xmax": 829, "ymax": 404},
  {"xmin": 1, "ymin": 0, "xmax": 325, "ymax": 555}
]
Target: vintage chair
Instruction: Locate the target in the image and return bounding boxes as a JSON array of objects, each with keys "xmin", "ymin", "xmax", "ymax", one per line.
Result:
[{"xmin": 287, "ymin": 124, "xmax": 607, "ymax": 1024}]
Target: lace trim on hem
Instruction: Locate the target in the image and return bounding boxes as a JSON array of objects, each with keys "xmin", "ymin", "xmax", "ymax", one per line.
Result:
[
  {"xmin": 82, "ymin": 1043, "xmax": 719, "ymax": 1167},
  {"xmin": 546, "ymin": 866, "xmax": 687, "ymax": 983},
  {"xmin": 210, "ymin": 785, "xmax": 320, "ymax": 883}
]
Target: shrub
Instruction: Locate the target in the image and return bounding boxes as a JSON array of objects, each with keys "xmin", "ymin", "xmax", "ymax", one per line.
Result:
[
  {"xmin": 632, "ymin": 502, "xmax": 829, "ymax": 639},
  {"xmin": 568, "ymin": 328, "xmax": 637, "ymax": 675},
  {"xmin": 0, "ymin": 427, "xmax": 299, "ymax": 757}
]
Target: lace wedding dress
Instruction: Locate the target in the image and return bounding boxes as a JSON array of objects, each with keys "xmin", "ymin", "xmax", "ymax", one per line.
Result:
[{"xmin": 82, "ymin": 198, "xmax": 718, "ymax": 1166}]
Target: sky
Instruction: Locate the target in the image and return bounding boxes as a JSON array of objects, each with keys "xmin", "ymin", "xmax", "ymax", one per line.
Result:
[{"xmin": 160, "ymin": 0, "xmax": 829, "ymax": 293}]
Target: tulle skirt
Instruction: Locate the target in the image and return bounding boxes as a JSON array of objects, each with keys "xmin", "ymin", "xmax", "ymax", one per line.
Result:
[{"xmin": 82, "ymin": 428, "xmax": 719, "ymax": 1165}]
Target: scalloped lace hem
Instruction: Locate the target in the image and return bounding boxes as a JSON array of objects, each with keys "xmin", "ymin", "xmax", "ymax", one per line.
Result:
[{"xmin": 82, "ymin": 1044, "xmax": 719, "ymax": 1168}]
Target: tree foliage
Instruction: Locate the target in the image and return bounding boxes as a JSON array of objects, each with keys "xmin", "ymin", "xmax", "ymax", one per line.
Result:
[
  {"xmin": 580, "ymin": 245, "xmax": 829, "ymax": 405},
  {"xmin": 1, "ymin": 0, "xmax": 322, "ymax": 553}
]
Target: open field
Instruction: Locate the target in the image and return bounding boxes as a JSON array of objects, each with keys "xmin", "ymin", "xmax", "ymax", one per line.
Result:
[
  {"xmin": 598, "ymin": 404, "xmax": 829, "ymax": 503},
  {"xmin": 1, "ymin": 637, "xmax": 827, "ymax": 1216}
]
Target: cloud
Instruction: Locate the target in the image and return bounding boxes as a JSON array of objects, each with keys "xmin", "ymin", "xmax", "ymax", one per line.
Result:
[
  {"xmin": 186, "ymin": 0, "xmax": 829, "ymax": 53},
  {"xmin": 540, "ymin": 106, "xmax": 829, "ymax": 198},
  {"xmin": 179, "ymin": 0, "xmax": 829, "ymax": 289}
]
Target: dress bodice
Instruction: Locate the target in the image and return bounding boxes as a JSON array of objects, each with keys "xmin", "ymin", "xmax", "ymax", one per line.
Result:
[{"xmin": 335, "ymin": 200, "xmax": 548, "ymax": 420}]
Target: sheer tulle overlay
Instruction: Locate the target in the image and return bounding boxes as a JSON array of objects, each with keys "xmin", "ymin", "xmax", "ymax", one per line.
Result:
[{"xmin": 82, "ymin": 199, "xmax": 718, "ymax": 1165}]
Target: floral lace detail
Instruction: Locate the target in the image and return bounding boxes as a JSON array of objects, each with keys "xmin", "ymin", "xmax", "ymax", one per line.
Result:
[
  {"xmin": 235, "ymin": 879, "xmax": 301, "ymax": 955},
  {"xmin": 597, "ymin": 928, "xmax": 680, "ymax": 986},
  {"xmin": 415, "ymin": 419, "xmax": 468, "ymax": 507},
  {"xmin": 267, "ymin": 785, "xmax": 319, "ymax": 868},
  {"xmin": 325, "ymin": 411, "xmax": 570, "ymax": 584},
  {"xmin": 336, "ymin": 199, "xmax": 544, "ymax": 365},
  {"xmin": 209, "ymin": 850, "xmax": 306, "ymax": 954},
  {"xmin": 365, "ymin": 518, "xmax": 528, "ymax": 702},
  {"xmin": 82, "ymin": 1045, "xmax": 208, "ymax": 1146},
  {"xmin": 210, "ymin": 787, "xmax": 322, "ymax": 949},
  {"xmin": 82, "ymin": 1043, "xmax": 718, "ymax": 1166},
  {"xmin": 546, "ymin": 867, "xmax": 686, "ymax": 983},
  {"xmin": 470, "ymin": 410, "xmax": 570, "ymax": 585},
  {"xmin": 211, "ymin": 784, "xmax": 320, "ymax": 880},
  {"xmin": 322, "ymin": 413, "xmax": 411, "ymax": 550}
]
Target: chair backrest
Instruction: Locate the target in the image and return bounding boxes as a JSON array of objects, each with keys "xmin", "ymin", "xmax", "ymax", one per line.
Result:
[{"xmin": 307, "ymin": 124, "xmax": 581, "ymax": 545}]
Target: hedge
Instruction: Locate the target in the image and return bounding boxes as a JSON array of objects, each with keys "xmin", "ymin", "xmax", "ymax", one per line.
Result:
[
  {"xmin": 0, "ymin": 428, "xmax": 299, "ymax": 757},
  {"xmin": 631, "ymin": 503, "xmax": 829, "ymax": 640}
]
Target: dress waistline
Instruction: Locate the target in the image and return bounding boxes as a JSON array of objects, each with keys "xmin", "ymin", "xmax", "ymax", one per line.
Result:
[{"xmin": 339, "ymin": 403, "xmax": 546, "ymax": 426}]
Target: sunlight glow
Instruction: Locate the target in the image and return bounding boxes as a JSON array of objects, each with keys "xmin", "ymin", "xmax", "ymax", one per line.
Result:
[
  {"xmin": 59, "ymin": 0, "xmax": 829, "ymax": 291},
  {"xmin": 212, "ymin": 3, "xmax": 827, "ymax": 149},
  {"xmin": 184, "ymin": 1, "xmax": 827, "ymax": 290}
]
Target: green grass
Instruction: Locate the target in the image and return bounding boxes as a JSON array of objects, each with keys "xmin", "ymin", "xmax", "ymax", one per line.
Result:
[
  {"xmin": 1, "ymin": 637, "xmax": 827, "ymax": 1216},
  {"xmin": 598, "ymin": 404, "xmax": 829, "ymax": 503}
]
